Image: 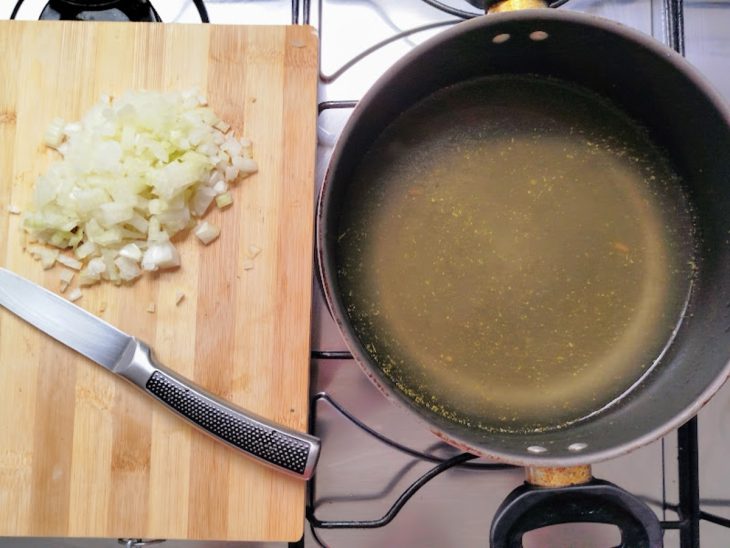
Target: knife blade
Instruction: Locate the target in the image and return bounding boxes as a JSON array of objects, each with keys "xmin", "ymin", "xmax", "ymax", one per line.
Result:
[{"xmin": 0, "ymin": 267, "xmax": 320, "ymax": 480}]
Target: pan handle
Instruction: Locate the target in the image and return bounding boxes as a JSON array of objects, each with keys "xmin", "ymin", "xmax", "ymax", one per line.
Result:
[{"xmin": 489, "ymin": 478, "xmax": 663, "ymax": 547}]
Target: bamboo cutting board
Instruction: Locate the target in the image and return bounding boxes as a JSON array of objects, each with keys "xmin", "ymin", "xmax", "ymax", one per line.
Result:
[{"xmin": 0, "ymin": 21, "xmax": 317, "ymax": 541}]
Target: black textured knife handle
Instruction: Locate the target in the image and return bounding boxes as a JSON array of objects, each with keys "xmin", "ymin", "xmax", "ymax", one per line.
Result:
[
  {"xmin": 115, "ymin": 340, "xmax": 320, "ymax": 479},
  {"xmin": 490, "ymin": 478, "xmax": 663, "ymax": 548},
  {"xmin": 145, "ymin": 370, "xmax": 319, "ymax": 478}
]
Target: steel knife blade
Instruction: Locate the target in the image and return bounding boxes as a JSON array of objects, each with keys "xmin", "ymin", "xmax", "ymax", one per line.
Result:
[{"xmin": 0, "ymin": 267, "xmax": 319, "ymax": 479}]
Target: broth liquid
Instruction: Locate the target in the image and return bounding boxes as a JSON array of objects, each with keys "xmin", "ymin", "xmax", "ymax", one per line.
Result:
[{"xmin": 336, "ymin": 75, "xmax": 695, "ymax": 433}]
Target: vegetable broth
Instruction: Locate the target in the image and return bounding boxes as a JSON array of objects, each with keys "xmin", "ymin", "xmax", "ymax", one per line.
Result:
[{"xmin": 336, "ymin": 75, "xmax": 695, "ymax": 433}]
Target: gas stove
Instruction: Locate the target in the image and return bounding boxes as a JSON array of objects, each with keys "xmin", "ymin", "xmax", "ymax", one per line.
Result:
[{"xmin": 4, "ymin": 1, "xmax": 730, "ymax": 547}]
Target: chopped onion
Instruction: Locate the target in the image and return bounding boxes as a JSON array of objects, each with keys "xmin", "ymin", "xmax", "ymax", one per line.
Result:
[
  {"xmin": 59, "ymin": 269, "xmax": 74, "ymax": 293},
  {"xmin": 141, "ymin": 241, "xmax": 180, "ymax": 272},
  {"xmin": 127, "ymin": 213, "xmax": 149, "ymax": 234},
  {"xmin": 96, "ymin": 202, "xmax": 133, "ymax": 228},
  {"xmin": 215, "ymin": 192, "xmax": 233, "ymax": 209},
  {"xmin": 234, "ymin": 157, "xmax": 258, "ymax": 175},
  {"xmin": 175, "ymin": 291, "xmax": 185, "ymax": 305},
  {"xmin": 79, "ymin": 256, "xmax": 106, "ymax": 286},
  {"xmin": 67, "ymin": 288, "xmax": 82, "ymax": 302},
  {"xmin": 146, "ymin": 302, "xmax": 156, "ymax": 313},
  {"xmin": 7, "ymin": 204, "xmax": 21, "ymax": 215},
  {"xmin": 57, "ymin": 255, "xmax": 82, "ymax": 270},
  {"xmin": 242, "ymin": 259, "xmax": 254, "ymax": 271},
  {"xmin": 193, "ymin": 221, "xmax": 220, "ymax": 245},
  {"xmin": 148, "ymin": 199, "xmax": 162, "ymax": 215},
  {"xmin": 208, "ymin": 170, "xmax": 224, "ymax": 187},
  {"xmin": 79, "ymin": 273, "xmax": 98, "ymax": 287},
  {"xmin": 28, "ymin": 245, "xmax": 59, "ymax": 269},
  {"xmin": 212, "ymin": 180, "xmax": 228, "ymax": 195},
  {"xmin": 75, "ymin": 241, "xmax": 97, "ymax": 259},
  {"xmin": 224, "ymin": 166, "xmax": 239, "ymax": 182},
  {"xmin": 114, "ymin": 256, "xmax": 142, "ymax": 281},
  {"xmin": 119, "ymin": 243, "xmax": 142, "ymax": 262},
  {"xmin": 44, "ymin": 117, "xmax": 65, "ymax": 148},
  {"xmin": 60, "ymin": 269, "xmax": 74, "ymax": 284},
  {"xmin": 190, "ymin": 186, "xmax": 217, "ymax": 217},
  {"xmin": 23, "ymin": 89, "xmax": 258, "ymax": 286},
  {"xmin": 87, "ymin": 257, "xmax": 106, "ymax": 276},
  {"xmin": 147, "ymin": 217, "xmax": 169, "ymax": 242}
]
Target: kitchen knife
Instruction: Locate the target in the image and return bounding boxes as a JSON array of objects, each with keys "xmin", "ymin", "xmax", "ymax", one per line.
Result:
[{"xmin": 0, "ymin": 267, "xmax": 320, "ymax": 480}]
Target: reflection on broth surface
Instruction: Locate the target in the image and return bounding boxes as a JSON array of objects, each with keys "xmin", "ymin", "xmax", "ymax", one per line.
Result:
[{"xmin": 336, "ymin": 75, "xmax": 696, "ymax": 433}]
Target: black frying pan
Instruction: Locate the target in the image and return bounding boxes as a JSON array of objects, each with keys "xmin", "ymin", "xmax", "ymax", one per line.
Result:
[{"xmin": 317, "ymin": 5, "xmax": 730, "ymax": 545}]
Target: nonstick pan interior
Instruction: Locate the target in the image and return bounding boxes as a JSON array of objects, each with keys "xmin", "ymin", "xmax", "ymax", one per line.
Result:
[{"xmin": 335, "ymin": 73, "xmax": 697, "ymax": 436}]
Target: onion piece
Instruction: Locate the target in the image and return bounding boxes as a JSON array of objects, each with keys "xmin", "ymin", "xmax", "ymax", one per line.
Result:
[
  {"xmin": 141, "ymin": 241, "xmax": 180, "ymax": 272},
  {"xmin": 60, "ymin": 269, "xmax": 74, "ymax": 284},
  {"xmin": 87, "ymin": 257, "xmax": 106, "ymax": 276},
  {"xmin": 79, "ymin": 257, "xmax": 106, "ymax": 286},
  {"xmin": 213, "ymin": 180, "xmax": 228, "ymax": 195},
  {"xmin": 193, "ymin": 221, "xmax": 220, "ymax": 245},
  {"xmin": 67, "ymin": 288, "xmax": 82, "ymax": 302},
  {"xmin": 28, "ymin": 245, "xmax": 59, "ymax": 269},
  {"xmin": 233, "ymin": 157, "xmax": 258, "ymax": 175},
  {"xmin": 57, "ymin": 255, "xmax": 82, "ymax": 270},
  {"xmin": 75, "ymin": 241, "xmax": 97, "ymax": 259},
  {"xmin": 44, "ymin": 117, "xmax": 65, "ymax": 148},
  {"xmin": 114, "ymin": 256, "xmax": 142, "ymax": 281},
  {"xmin": 59, "ymin": 269, "xmax": 74, "ymax": 293},
  {"xmin": 215, "ymin": 192, "xmax": 233, "ymax": 209},
  {"xmin": 119, "ymin": 243, "xmax": 142, "ymax": 262},
  {"xmin": 190, "ymin": 186, "xmax": 217, "ymax": 217}
]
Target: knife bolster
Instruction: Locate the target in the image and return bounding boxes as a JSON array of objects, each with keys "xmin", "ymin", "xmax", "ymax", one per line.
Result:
[{"xmin": 113, "ymin": 338, "xmax": 159, "ymax": 386}]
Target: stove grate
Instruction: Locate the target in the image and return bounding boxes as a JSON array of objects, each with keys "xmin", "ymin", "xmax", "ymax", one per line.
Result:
[{"xmin": 307, "ymin": 0, "xmax": 729, "ymax": 543}]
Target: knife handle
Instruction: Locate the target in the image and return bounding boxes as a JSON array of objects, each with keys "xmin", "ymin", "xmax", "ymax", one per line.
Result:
[{"xmin": 116, "ymin": 340, "xmax": 320, "ymax": 480}]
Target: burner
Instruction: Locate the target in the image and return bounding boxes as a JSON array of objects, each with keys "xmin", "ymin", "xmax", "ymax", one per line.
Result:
[{"xmin": 39, "ymin": 0, "xmax": 160, "ymax": 21}]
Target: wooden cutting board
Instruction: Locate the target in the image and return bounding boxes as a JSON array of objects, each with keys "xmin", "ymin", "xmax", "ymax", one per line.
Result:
[{"xmin": 0, "ymin": 21, "xmax": 317, "ymax": 541}]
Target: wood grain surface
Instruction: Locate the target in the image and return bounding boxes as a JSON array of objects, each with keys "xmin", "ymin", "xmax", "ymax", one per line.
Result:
[{"xmin": 0, "ymin": 21, "xmax": 318, "ymax": 541}]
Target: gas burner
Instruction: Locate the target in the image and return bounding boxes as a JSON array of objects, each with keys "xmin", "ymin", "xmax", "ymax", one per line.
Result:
[{"xmin": 39, "ymin": 0, "xmax": 160, "ymax": 21}]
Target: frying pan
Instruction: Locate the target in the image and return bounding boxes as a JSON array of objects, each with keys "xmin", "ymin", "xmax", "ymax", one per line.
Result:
[{"xmin": 316, "ymin": 0, "xmax": 730, "ymax": 544}]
